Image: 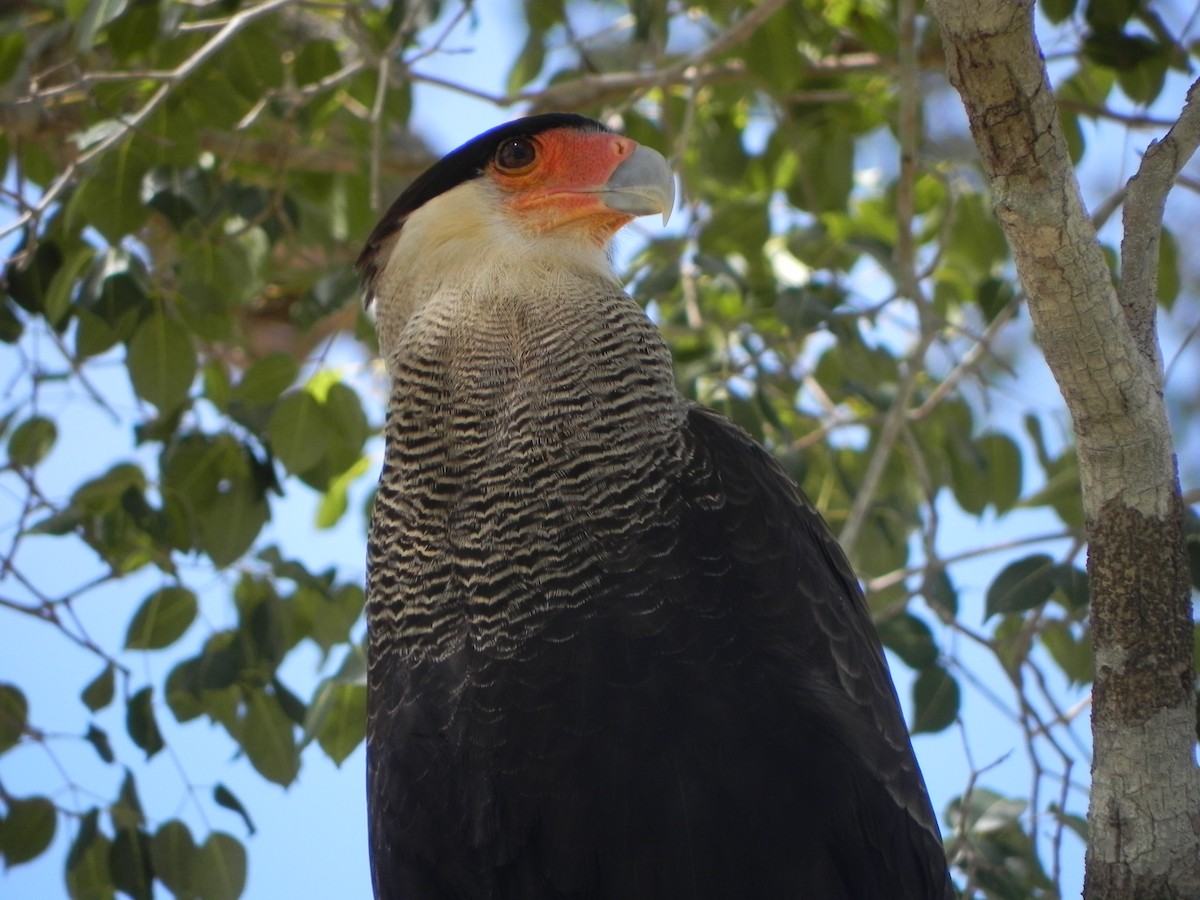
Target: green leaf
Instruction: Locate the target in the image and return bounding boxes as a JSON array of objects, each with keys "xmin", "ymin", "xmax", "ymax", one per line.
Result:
[
  {"xmin": 323, "ymin": 382, "xmax": 371, "ymax": 449},
  {"xmin": 267, "ymin": 390, "xmax": 331, "ymax": 475},
  {"xmin": 222, "ymin": 23, "xmax": 285, "ymax": 101},
  {"xmin": 66, "ymin": 814, "xmax": 112, "ymax": 900},
  {"xmin": 105, "ymin": 2, "xmax": 158, "ymax": 61},
  {"xmin": 1117, "ymin": 49, "xmax": 1169, "ymax": 104},
  {"xmin": 951, "ymin": 788, "xmax": 1027, "ymax": 833},
  {"xmin": 316, "ymin": 455, "xmax": 370, "ymax": 529},
  {"xmin": 1048, "ymin": 803, "xmax": 1089, "ymax": 842},
  {"xmin": 126, "ymin": 687, "xmax": 164, "ymax": 759},
  {"xmin": 127, "ymin": 314, "xmax": 197, "ymax": 412},
  {"xmin": 108, "ymin": 828, "xmax": 152, "ymax": 900},
  {"xmin": 0, "ymin": 297, "xmax": 23, "ymax": 344},
  {"xmin": 7, "ymin": 415, "xmax": 58, "ymax": 467},
  {"xmin": 151, "ymin": 820, "xmax": 197, "ymax": 898},
  {"xmin": 948, "ymin": 788, "xmax": 1051, "ymax": 893},
  {"xmin": 84, "ymin": 724, "xmax": 115, "ymax": 764},
  {"xmin": 505, "ymin": 32, "xmax": 545, "ymax": 94},
  {"xmin": 81, "ymin": 663, "xmax": 116, "ymax": 712},
  {"xmin": 42, "ymin": 245, "xmax": 94, "ymax": 324},
  {"xmin": 744, "ymin": 8, "xmax": 800, "ymax": 89},
  {"xmin": 1, "ymin": 795, "xmax": 57, "ymax": 866},
  {"xmin": 1041, "ymin": 620, "xmax": 1093, "ymax": 685},
  {"xmin": 193, "ymin": 832, "xmax": 246, "ymax": 900},
  {"xmin": 1085, "ymin": 0, "xmax": 1138, "ymax": 30},
  {"xmin": 299, "ymin": 583, "xmax": 363, "ymax": 652},
  {"xmin": 975, "ymin": 276, "xmax": 1017, "ymax": 324},
  {"xmin": 947, "ymin": 192, "xmax": 1008, "ymax": 275},
  {"xmin": 1060, "ymin": 110, "xmax": 1084, "ymax": 165},
  {"xmin": 877, "ymin": 613, "xmax": 939, "ymax": 670},
  {"xmin": 789, "ymin": 124, "xmax": 855, "ymax": 213},
  {"xmin": 1041, "ymin": 0, "xmax": 1077, "ymax": 24},
  {"xmin": 232, "ymin": 353, "xmax": 299, "ymax": 407},
  {"xmin": 0, "ymin": 683, "xmax": 27, "ymax": 754},
  {"xmin": 64, "ymin": 136, "xmax": 150, "ymax": 243},
  {"xmin": 0, "ymin": 32, "xmax": 26, "ymax": 85},
  {"xmin": 240, "ymin": 690, "xmax": 300, "ymax": 786},
  {"xmin": 294, "ymin": 40, "xmax": 341, "ymax": 86},
  {"xmin": 124, "ymin": 586, "xmax": 198, "ymax": 650},
  {"xmin": 198, "ymin": 480, "xmax": 269, "ymax": 567},
  {"xmin": 165, "ymin": 659, "xmax": 205, "ymax": 723},
  {"xmin": 985, "ymin": 554, "xmax": 1057, "ymax": 620},
  {"xmin": 1021, "ymin": 450, "xmax": 1084, "ymax": 528},
  {"xmin": 1186, "ymin": 510, "xmax": 1200, "ymax": 592},
  {"xmin": 1050, "ymin": 564, "xmax": 1090, "ymax": 611},
  {"xmin": 305, "ymin": 680, "xmax": 366, "ymax": 766},
  {"xmin": 976, "ymin": 433, "xmax": 1023, "ymax": 514},
  {"xmin": 271, "ymin": 676, "xmax": 307, "ymax": 727},
  {"xmin": 911, "ymin": 664, "xmax": 960, "ymax": 734},
  {"xmin": 74, "ymin": 0, "xmax": 130, "ymax": 51},
  {"xmin": 213, "ymin": 784, "xmax": 256, "ymax": 835},
  {"xmin": 66, "ymin": 806, "xmax": 100, "ymax": 871},
  {"xmin": 1158, "ymin": 227, "xmax": 1179, "ymax": 308},
  {"xmin": 927, "ymin": 569, "xmax": 959, "ymax": 618},
  {"xmin": 110, "ymin": 768, "xmax": 144, "ymax": 831}
]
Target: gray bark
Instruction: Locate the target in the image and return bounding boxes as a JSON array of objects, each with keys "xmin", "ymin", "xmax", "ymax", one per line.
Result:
[{"xmin": 925, "ymin": 2, "xmax": 1200, "ymax": 897}]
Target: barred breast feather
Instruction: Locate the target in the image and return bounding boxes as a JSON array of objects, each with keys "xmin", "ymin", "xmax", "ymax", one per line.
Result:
[{"xmin": 367, "ymin": 275, "xmax": 684, "ymax": 665}]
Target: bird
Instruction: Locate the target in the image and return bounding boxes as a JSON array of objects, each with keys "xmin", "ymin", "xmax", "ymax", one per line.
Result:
[{"xmin": 358, "ymin": 112, "xmax": 955, "ymax": 900}]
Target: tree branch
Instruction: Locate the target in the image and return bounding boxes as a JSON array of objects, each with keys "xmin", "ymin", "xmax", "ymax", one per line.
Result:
[{"xmin": 1118, "ymin": 76, "xmax": 1200, "ymax": 367}]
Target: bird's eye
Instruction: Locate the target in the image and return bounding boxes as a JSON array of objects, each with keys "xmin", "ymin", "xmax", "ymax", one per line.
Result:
[{"xmin": 495, "ymin": 138, "xmax": 536, "ymax": 171}]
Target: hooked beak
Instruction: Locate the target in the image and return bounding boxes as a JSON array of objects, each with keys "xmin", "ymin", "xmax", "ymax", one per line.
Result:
[{"xmin": 598, "ymin": 144, "xmax": 676, "ymax": 226}]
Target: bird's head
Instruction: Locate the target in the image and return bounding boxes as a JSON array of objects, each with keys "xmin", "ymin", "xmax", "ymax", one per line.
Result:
[{"xmin": 357, "ymin": 114, "xmax": 675, "ymax": 343}]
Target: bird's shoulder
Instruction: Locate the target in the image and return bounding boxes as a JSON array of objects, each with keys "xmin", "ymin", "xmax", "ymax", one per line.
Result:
[{"xmin": 670, "ymin": 402, "xmax": 945, "ymax": 832}]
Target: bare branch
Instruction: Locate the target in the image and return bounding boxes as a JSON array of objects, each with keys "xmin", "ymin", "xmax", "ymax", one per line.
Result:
[{"xmin": 1118, "ymin": 77, "xmax": 1200, "ymax": 365}]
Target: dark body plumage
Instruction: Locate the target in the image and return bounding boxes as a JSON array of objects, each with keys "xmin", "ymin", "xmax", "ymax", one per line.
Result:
[{"xmin": 361, "ymin": 115, "xmax": 953, "ymax": 900}]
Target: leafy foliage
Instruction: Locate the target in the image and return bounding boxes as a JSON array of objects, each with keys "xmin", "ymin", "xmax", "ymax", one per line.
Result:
[{"xmin": 0, "ymin": 1, "xmax": 1197, "ymax": 898}]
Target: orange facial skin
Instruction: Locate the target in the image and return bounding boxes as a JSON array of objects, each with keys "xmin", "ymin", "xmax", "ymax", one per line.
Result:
[{"xmin": 488, "ymin": 128, "xmax": 644, "ymax": 244}]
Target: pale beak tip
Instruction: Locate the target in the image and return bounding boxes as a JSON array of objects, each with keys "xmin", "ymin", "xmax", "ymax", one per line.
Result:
[{"xmin": 603, "ymin": 144, "xmax": 676, "ymax": 226}]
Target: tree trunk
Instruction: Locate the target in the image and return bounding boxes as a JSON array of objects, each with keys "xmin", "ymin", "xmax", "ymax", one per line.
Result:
[{"xmin": 925, "ymin": 2, "xmax": 1200, "ymax": 897}]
